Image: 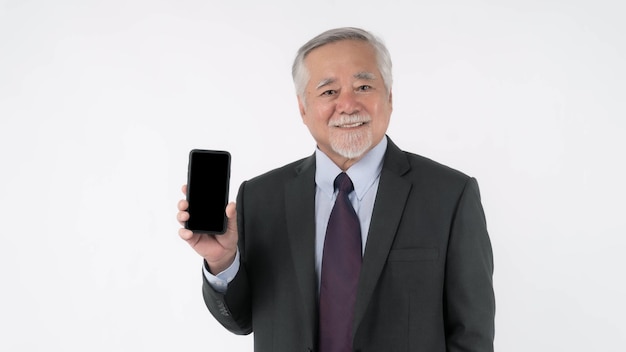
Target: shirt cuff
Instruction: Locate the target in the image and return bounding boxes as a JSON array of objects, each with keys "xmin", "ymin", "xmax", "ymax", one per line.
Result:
[{"xmin": 202, "ymin": 250, "xmax": 240, "ymax": 294}]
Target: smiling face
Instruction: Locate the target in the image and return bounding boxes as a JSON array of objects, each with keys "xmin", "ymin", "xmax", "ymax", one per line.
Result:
[{"xmin": 298, "ymin": 39, "xmax": 393, "ymax": 170}]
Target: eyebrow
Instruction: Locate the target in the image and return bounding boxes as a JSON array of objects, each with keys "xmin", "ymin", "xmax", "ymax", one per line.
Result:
[
  {"xmin": 315, "ymin": 72, "xmax": 377, "ymax": 90},
  {"xmin": 354, "ymin": 71, "xmax": 376, "ymax": 81},
  {"xmin": 316, "ymin": 78, "xmax": 336, "ymax": 90}
]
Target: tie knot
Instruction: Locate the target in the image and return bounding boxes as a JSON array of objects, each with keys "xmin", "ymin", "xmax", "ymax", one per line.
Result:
[{"xmin": 334, "ymin": 172, "xmax": 354, "ymax": 193}]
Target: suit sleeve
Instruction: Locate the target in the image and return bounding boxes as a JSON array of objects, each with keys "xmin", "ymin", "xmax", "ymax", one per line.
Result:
[
  {"xmin": 444, "ymin": 177, "xmax": 495, "ymax": 351},
  {"xmin": 202, "ymin": 263, "xmax": 252, "ymax": 335},
  {"xmin": 202, "ymin": 181, "xmax": 253, "ymax": 335}
]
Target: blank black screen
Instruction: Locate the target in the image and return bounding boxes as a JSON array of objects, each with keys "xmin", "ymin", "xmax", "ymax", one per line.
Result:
[{"xmin": 186, "ymin": 150, "xmax": 230, "ymax": 233}]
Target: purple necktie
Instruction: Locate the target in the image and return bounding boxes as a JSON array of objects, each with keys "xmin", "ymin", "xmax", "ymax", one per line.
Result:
[{"xmin": 319, "ymin": 172, "xmax": 362, "ymax": 352}]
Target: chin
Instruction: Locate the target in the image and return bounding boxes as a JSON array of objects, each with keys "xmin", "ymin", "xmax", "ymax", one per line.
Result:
[{"xmin": 330, "ymin": 130, "xmax": 373, "ymax": 159}]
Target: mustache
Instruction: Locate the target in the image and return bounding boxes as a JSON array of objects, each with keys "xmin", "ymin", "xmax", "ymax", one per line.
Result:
[{"xmin": 329, "ymin": 114, "xmax": 371, "ymax": 127}]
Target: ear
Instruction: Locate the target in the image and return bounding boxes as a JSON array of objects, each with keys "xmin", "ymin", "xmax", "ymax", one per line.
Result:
[{"xmin": 297, "ymin": 95, "xmax": 307, "ymax": 120}]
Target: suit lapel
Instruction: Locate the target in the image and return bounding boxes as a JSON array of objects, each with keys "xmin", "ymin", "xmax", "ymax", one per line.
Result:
[
  {"xmin": 284, "ymin": 155, "xmax": 318, "ymax": 345},
  {"xmin": 353, "ymin": 138, "xmax": 412, "ymax": 335}
]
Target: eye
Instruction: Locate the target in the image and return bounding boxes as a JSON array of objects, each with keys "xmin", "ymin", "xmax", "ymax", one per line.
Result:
[
  {"xmin": 321, "ymin": 89, "xmax": 337, "ymax": 96},
  {"xmin": 357, "ymin": 85, "xmax": 372, "ymax": 92}
]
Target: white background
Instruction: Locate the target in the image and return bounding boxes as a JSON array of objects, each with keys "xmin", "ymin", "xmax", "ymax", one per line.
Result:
[{"xmin": 1, "ymin": 0, "xmax": 625, "ymax": 351}]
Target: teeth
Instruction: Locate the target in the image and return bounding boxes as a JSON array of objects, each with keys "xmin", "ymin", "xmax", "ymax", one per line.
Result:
[{"xmin": 338, "ymin": 122, "xmax": 364, "ymax": 128}]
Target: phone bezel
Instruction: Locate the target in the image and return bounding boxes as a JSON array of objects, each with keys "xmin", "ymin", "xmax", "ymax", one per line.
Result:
[{"xmin": 185, "ymin": 149, "xmax": 231, "ymax": 234}]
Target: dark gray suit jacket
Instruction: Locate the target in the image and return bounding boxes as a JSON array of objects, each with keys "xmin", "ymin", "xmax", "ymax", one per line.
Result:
[{"xmin": 203, "ymin": 137, "xmax": 495, "ymax": 352}]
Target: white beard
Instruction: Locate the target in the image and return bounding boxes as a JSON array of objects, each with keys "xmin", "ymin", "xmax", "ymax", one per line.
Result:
[{"xmin": 328, "ymin": 114, "xmax": 373, "ymax": 159}]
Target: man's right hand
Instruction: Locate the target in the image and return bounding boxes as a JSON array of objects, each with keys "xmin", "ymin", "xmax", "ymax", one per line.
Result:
[{"xmin": 177, "ymin": 184, "xmax": 238, "ymax": 274}]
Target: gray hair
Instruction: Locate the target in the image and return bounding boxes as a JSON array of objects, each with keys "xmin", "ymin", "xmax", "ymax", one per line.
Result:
[{"xmin": 291, "ymin": 27, "xmax": 393, "ymax": 101}]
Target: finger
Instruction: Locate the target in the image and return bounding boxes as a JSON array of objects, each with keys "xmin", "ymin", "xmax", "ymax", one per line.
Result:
[
  {"xmin": 177, "ymin": 199, "xmax": 188, "ymax": 211},
  {"xmin": 217, "ymin": 202, "xmax": 238, "ymax": 247},
  {"xmin": 225, "ymin": 202, "xmax": 238, "ymax": 233},
  {"xmin": 178, "ymin": 227, "xmax": 194, "ymax": 241},
  {"xmin": 177, "ymin": 211, "xmax": 189, "ymax": 225},
  {"xmin": 182, "ymin": 184, "xmax": 187, "ymax": 195},
  {"xmin": 225, "ymin": 202, "xmax": 236, "ymax": 219}
]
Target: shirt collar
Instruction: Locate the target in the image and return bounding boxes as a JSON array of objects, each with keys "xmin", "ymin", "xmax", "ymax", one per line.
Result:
[{"xmin": 315, "ymin": 137, "xmax": 387, "ymax": 200}]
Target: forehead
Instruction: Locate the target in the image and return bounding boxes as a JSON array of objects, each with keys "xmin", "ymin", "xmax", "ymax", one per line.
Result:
[{"xmin": 303, "ymin": 40, "xmax": 378, "ymax": 76}]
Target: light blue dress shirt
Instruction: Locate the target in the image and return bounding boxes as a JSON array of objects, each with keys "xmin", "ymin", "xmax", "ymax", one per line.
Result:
[{"xmin": 204, "ymin": 138, "xmax": 387, "ymax": 293}]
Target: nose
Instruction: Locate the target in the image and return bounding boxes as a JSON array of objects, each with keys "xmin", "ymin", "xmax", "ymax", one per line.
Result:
[{"xmin": 336, "ymin": 90, "xmax": 360, "ymax": 115}]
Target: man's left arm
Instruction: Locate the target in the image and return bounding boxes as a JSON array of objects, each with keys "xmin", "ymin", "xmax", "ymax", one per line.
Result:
[{"xmin": 444, "ymin": 177, "xmax": 495, "ymax": 352}]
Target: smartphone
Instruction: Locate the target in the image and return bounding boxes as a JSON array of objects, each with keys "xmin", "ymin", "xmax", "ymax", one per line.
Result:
[{"xmin": 185, "ymin": 149, "xmax": 231, "ymax": 234}]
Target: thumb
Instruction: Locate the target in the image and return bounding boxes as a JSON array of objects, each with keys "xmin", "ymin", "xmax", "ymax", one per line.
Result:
[{"xmin": 225, "ymin": 202, "xmax": 238, "ymax": 234}]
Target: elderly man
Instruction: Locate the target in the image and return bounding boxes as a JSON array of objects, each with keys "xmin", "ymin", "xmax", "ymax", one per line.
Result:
[{"xmin": 177, "ymin": 27, "xmax": 495, "ymax": 352}]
